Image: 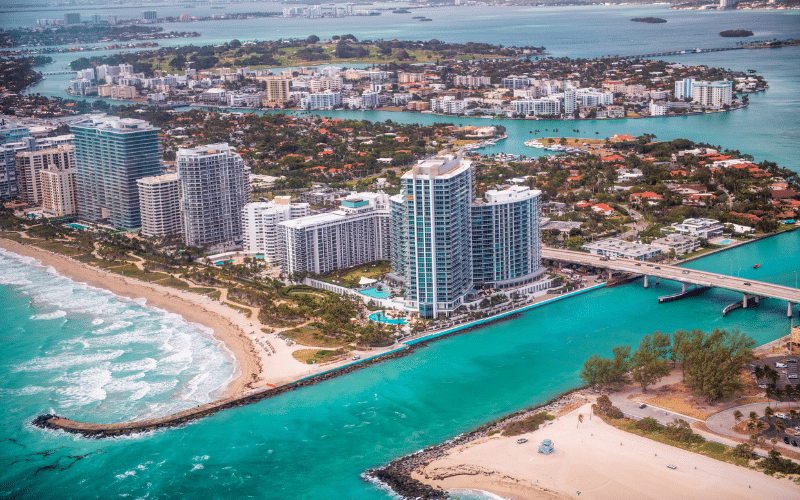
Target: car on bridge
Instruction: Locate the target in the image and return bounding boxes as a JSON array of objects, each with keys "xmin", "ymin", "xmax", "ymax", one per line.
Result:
[{"xmin": 682, "ymin": 270, "xmax": 690, "ymax": 274}]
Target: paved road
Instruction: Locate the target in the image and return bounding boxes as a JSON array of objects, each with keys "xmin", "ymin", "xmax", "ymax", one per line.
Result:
[{"xmin": 542, "ymin": 247, "xmax": 800, "ymax": 304}]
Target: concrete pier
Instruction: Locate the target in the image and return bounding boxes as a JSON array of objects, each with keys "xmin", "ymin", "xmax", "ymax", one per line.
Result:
[
  {"xmin": 681, "ymin": 283, "xmax": 687, "ymax": 293},
  {"xmin": 644, "ymin": 275, "xmax": 649, "ymax": 288}
]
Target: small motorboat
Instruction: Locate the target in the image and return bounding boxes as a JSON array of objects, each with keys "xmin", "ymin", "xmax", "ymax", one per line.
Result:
[{"xmin": 753, "ymin": 264, "xmax": 760, "ymax": 269}]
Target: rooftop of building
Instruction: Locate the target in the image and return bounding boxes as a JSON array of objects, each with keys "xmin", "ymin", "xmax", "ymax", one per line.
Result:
[
  {"xmin": 137, "ymin": 173, "xmax": 178, "ymax": 185},
  {"xmin": 583, "ymin": 238, "xmax": 664, "ymax": 257},
  {"xmin": 73, "ymin": 114, "xmax": 157, "ymax": 132},
  {"xmin": 403, "ymin": 154, "xmax": 470, "ymax": 179},
  {"xmin": 480, "ymin": 185, "xmax": 541, "ymax": 204},
  {"xmin": 177, "ymin": 143, "xmax": 235, "ymax": 157}
]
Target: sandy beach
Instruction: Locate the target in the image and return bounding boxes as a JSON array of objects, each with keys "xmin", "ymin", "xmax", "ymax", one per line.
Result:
[
  {"xmin": 0, "ymin": 237, "xmax": 405, "ymax": 400},
  {"xmin": 414, "ymin": 400, "xmax": 798, "ymax": 500}
]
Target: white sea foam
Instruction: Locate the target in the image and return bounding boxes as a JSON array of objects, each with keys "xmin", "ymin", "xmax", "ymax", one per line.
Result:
[
  {"xmin": 56, "ymin": 365, "xmax": 113, "ymax": 407},
  {"xmin": 0, "ymin": 247, "xmax": 235, "ymax": 421},
  {"xmin": 14, "ymin": 350, "xmax": 125, "ymax": 372},
  {"xmin": 30, "ymin": 310, "xmax": 67, "ymax": 320}
]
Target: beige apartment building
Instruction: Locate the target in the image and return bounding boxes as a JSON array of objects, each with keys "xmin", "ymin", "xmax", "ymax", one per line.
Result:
[{"xmin": 16, "ymin": 144, "xmax": 74, "ymax": 205}]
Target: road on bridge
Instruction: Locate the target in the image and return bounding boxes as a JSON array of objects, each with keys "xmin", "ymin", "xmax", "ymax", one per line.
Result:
[{"xmin": 542, "ymin": 248, "xmax": 800, "ymax": 305}]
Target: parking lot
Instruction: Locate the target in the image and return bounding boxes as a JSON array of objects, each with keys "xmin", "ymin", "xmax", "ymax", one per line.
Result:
[{"xmin": 747, "ymin": 355, "xmax": 800, "ymax": 389}]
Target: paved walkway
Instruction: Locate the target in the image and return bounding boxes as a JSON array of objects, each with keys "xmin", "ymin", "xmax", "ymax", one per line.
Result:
[{"xmin": 608, "ymin": 373, "xmax": 700, "ymax": 426}]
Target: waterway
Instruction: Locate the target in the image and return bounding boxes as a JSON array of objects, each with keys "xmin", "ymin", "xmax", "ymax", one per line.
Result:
[
  {"xmin": 19, "ymin": 6, "xmax": 800, "ymax": 172},
  {"xmin": 1, "ymin": 229, "xmax": 797, "ymax": 498},
  {"xmin": 3, "ymin": 5, "xmax": 800, "ymax": 498}
]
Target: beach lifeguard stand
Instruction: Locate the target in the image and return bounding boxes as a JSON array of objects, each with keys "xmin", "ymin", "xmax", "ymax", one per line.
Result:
[{"xmin": 538, "ymin": 439, "xmax": 554, "ymax": 455}]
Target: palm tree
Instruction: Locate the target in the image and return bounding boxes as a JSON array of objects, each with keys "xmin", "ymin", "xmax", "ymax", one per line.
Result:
[
  {"xmin": 733, "ymin": 410, "xmax": 743, "ymax": 423},
  {"xmin": 749, "ymin": 411, "xmax": 759, "ymax": 422},
  {"xmin": 765, "ymin": 406, "xmax": 775, "ymax": 424},
  {"xmin": 755, "ymin": 421, "xmax": 767, "ymax": 433},
  {"xmin": 776, "ymin": 419, "xmax": 786, "ymax": 435}
]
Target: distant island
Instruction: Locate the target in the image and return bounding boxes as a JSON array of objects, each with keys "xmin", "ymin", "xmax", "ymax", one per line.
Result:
[
  {"xmin": 392, "ymin": 9, "xmax": 411, "ymax": 13},
  {"xmin": 720, "ymin": 30, "xmax": 754, "ymax": 38},
  {"xmin": 631, "ymin": 17, "xmax": 667, "ymax": 24}
]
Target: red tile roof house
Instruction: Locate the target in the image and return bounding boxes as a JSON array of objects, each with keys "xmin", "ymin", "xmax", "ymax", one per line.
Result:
[
  {"xmin": 575, "ymin": 200, "xmax": 592, "ymax": 209},
  {"xmin": 683, "ymin": 193, "xmax": 717, "ymax": 206},
  {"xmin": 630, "ymin": 191, "xmax": 663, "ymax": 205},
  {"xmin": 592, "ymin": 203, "xmax": 615, "ymax": 216}
]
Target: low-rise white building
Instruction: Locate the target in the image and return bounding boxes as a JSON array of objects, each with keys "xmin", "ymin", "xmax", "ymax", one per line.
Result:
[
  {"xmin": 582, "ymin": 238, "xmax": 664, "ymax": 261},
  {"xmin": 671, "ymin": 218, "xmax": 725, "ymax": 239},
  {"xmin": 651, "ymin": 234, "xmax": 700, "ymax": 255}
]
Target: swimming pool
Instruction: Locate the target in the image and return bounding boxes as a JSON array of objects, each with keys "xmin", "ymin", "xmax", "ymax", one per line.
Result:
[
  {"xmin": 360, "ymin": 287, "xmax": 390, "ymax": 299},
  {"xmin": 368, "ymin": 312, "xmax": 407, "ymax": 325},
  {"xmin": 717, "ymin": 239, "xmax": 733, "ymax": 245},
  {"xmin": 65, "ymin": 223, "xmax": 88, "ymax": 230}
]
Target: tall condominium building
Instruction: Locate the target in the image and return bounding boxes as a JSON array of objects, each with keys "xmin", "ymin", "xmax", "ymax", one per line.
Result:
[
  {"xmin": 242, "ymin": 197, "xmax": 310, "ymax": 258},
  {"xmin": 393, "ymin": 155, "xmax": 474, "ymax": 319},
  {"xmin": 0, "ymin": 137, "xmax": 38, "ymax": 201},
  {"xmin": 72, "ymin": 116, "xmax": 162, "ymax": 230},
  {"xmin": 257, "ymin": 75, "xmax": 292, "ymax": 105},
  {"xmin": 471, "ymin": 185, "xmax": 543, "ymax": 289},
  {"xmin": 279, "ymin": 192, "xmax": 390, "ymax": 277},
  {"xmin": 178, "ymin": 143, "xmax": 250, "ymax": 251},
  {"xmin": 514, "ymin": 97, "xmax": 561, "ymax": 117},
  {"xmin": 674, "ymin": 78, "xmax": 695, "ymax": 100},
  {"xmin": 0, "ymin": 119, "xmax": 29, "ymax": 145},
  {"xmin": 692, "ymin": 81, "xmax": 733, "ymax": 107},
  {"xmin": 40, "ymin": 169, "xmax": 77, "ymax": 217},
  {"xmin": 137, "ymin": 173, "xmax": 181, "ymax": 238},
  {"xmin": 17, "ymin": 145, "xmax": 75, "ymax": 205}
]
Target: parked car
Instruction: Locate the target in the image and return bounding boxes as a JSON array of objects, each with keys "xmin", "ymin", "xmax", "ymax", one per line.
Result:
[
  {"xmin": 667, "ymin": 464, "xmax": 676, "ymax": 469},
  {"xmin": 787, "ymin": 358, "xmax": 797, "ymax": 363},
  {"xmin": 784, "ymin": 437, "xmax": 791, "ymax": 444},
  {"xmin": 352, "ymin": 355, "xmax": 361, "ymax": 360},
  {"xmin": 639, "ymin": 403, "xmax": 647, "ymax": 409},
  {"xmin": 776, "ymin": 362, "xmax": 788, "ymax": 368}
]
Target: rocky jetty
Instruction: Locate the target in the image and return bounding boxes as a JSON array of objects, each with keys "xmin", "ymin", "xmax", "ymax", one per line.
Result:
[{"xmin": 32, "ymin": 346, "xmax": 414, "ymax": 438}]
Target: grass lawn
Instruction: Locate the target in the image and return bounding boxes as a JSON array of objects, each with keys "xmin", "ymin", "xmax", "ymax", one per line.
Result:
[
  {"xmin": 32, "ymin": 239, "xmax": 84, "ymax": 256},
  {"xmin": 144, "ymin": 46, "xmax": 504, "ymax": 76},
  {"xmin": 283, "ymin": 325, "xmax": 348, "ymax": 348},
  {"xmin": 224, "ymin": 302, "xmax": 253, "ymax": 318},
  {"xmin": 155, "ymin": 276, "xmax": 191, "ymax": 290},
  {"xmin": 108, "ymin": 263, "xmax": 171, "ymax": 282},
  {"xmin": 206, "ymin": 290, "xmax": 222, "ymax": 301},
  {"xmin": 321, "ymin": 260, "xmax": 391, "ymax": 288},
  {"xmin": 292, "ymin": 348, "xmax": 349, "ymax": 365},
  {"xmin": 0, "ymin": 232, "xmax": 24, "ymax": 242}
]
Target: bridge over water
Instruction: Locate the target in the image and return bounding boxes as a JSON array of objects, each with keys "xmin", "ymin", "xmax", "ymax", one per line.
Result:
[
  {"xmin": 614, "ymin": 46, "xmax": 743, "ymax": 59},
  {"xmin": 543, "ymin": 248, "xmax": 800, "ymax": 317}
]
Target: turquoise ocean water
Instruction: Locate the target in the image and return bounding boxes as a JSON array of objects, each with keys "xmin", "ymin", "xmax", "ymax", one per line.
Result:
[
  {"xmin": 1, "ymin": 231, "xmax": 797, "ymax": 499},
  {"xmin": 2, "ymin": 6, "xmax": 800, "ymax": 498}
]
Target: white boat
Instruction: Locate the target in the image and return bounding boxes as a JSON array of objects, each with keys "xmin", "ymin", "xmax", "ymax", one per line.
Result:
[{"xmin": 524, "ymin": 139, "xmax": 545, "ymax": 148}]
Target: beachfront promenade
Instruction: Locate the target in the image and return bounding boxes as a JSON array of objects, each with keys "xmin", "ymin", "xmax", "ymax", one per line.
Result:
[{"xmin": 542, "ymin": 248, "xmax": 800, "ymax": 316}]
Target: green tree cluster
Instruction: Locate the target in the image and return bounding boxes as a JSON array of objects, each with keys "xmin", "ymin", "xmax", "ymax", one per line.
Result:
[{"xmin": 581, "ymin": 328, "xmax": 754, "ymax": 401}]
